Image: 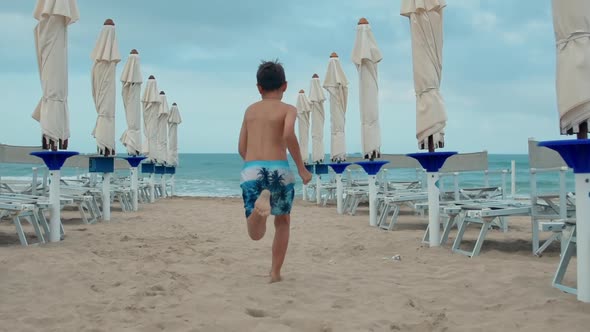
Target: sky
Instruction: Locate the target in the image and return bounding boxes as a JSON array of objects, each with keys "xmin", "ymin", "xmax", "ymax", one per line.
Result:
[{"xmin": 0, "ymin": 0, "xmax": 565, "ymax": 154}]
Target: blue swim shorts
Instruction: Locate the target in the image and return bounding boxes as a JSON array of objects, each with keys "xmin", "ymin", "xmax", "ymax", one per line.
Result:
[{"xmin": 240, "ymin": 160, "xmax": 296, "ymax": 218}]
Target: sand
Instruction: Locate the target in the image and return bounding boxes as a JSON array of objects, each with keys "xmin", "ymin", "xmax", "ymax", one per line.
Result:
[{"xmin": 1, "ymin": 197, "xmax": 589, "ymax": 332}]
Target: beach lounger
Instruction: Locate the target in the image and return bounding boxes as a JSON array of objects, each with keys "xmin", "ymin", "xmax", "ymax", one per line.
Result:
[
  {"xmin": 552, "ymin": 219, "xmax": 577, "ymax": 295},
  {"xmin": 528, "ymin": 138, "xmax": 574, "ymax": 256},
  {"xmin": 450, "ymin": 200, "xmax": 531, "ymax": 257},
  {"xmin": 0, "ymin": 201, "xmax": 45, "ymax": 246}
]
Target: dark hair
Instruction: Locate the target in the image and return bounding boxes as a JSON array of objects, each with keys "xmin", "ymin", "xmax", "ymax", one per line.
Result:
[{"xmin": 256, "ymin": 60, "xmax": 286, "ymax": 91}]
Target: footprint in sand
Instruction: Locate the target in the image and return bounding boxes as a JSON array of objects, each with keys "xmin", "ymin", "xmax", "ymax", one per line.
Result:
[{"xmin": 245, "ymin": 308, "xmax": 267, "ymax": 318}]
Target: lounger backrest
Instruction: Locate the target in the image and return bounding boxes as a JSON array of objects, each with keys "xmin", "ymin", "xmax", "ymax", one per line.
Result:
[
  {"xmin": 440, "ymin": 151, "xmax": 488, "ymax": 172},
  {"xmin": 528, "ymin": 138, "xmax": 567, "ymax": 169}
]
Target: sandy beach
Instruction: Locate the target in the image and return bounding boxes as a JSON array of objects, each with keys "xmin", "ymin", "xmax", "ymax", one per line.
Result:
[{"xmin": 1, "ymin": 197, "xmax": 589, "ymax": 332}]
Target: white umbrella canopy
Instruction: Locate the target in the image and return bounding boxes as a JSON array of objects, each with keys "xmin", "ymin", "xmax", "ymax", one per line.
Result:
[
  {"xmin": 296, "ymin": 89, "xmax": 312, "ymax": 164},
  {"xmin": 309, "ymin": 74, "xmax": 327, "ymax": 164},
  {"xmin": 91, "ymin": 19, "xmax": 121, "ymax": 156},
  {"xmin": 141, "ymin": 76, "xmax": 160, "ymax": 162},
  {"xmin": 32, "ymin": 0, "xmax": 80, "ymax": 150},
  {"xmin": 323, "ymin": 52, "xmax": 349, "ymax": 162},
  {"xmin": 120, "ymin": 49, "xmax": 143, "ymax": 156},
  {"xmin": 156, "ymin": 91, "xmax": 170, "ymax": 165},
  {"xmin": 167, "ymin": 103, "xmax": 182, "ymax": 166},
  {"xmin": 552, "ymin": 0, "xmax": 590, "ymax": 137},
  {"xmin": 352, "ymin": 18, "xmax": 383, "ymax": 160},
  {"xmin": 401, "ymin": 0, "xmax": 447, "ymax": 151}
]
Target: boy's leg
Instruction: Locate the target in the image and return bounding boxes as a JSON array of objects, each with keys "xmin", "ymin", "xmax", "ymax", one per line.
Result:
[
  {"xmin": 270, "ymin": 214, "xmax": 290, "ymax": 282},
  {"xmin": 247, "ymin": 189, "xmax": 271, "ymax": 241}
]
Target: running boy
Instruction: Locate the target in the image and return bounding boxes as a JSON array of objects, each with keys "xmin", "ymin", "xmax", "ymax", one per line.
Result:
[{"xmin": 238, "ymin": 60, "xmax": 312, "ymax": 283}]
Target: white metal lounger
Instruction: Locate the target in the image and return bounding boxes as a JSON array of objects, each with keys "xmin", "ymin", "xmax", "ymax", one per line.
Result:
[{"xmin": 450, "ymin": 200, "xmax": 532, "ymax": 257}]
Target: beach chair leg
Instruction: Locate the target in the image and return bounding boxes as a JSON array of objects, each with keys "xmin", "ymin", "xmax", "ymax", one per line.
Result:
[
  {"xmin": 441, "ymin": 213, "xmax": 461, "ymax": 245},
  {"xmin": 13, "ymin": 216, "xmax": 28, "ymax": 246},
  {"xmin": 349, "ymin": 196, "xmax": 360, "ymax": 216},
  {"xmin": 535, "ymin": 232, "xmax": 560, "ymax": 256},
  {"xmin": 378, "ymin": 203, "xmax": 391, "ymax": 230},
  {"xmin": 377, "ymin": 202, "xmax": 389, "ymax": 228},
  {"xmin": 78, "ymin": 202, "xmax": 89, "ymax": 224},
  {"xmin": 388, "ymin": 205, "xmax": 401, "ymax": 231},
  {"xmin": 471, "ymin": 219, "xmax": 493, "ymax": 257},
  {"xmin": 553, "ymin": 226, "xmax": 577, "ymax": 295},
  {"xmin": 532, "ymin": 218, "xmax": 540, "ymax": 255},
  {"xmin": 500, "ymin": 217, "xmax": 508, "ymax": 233},
  {"xmin": 91, "ymin": 197, "xmax": 102, "ymax": 220},
  {"xmin": 36, "ymin": 208, "xmax": 50, "ymax": 237},
  {"xmin": 25, "ymin": 214, "xmax": 45, "ymax": 244},
  {"xmin": 452, "ymin": 217, "xmax": 470, "ymax": 256}
]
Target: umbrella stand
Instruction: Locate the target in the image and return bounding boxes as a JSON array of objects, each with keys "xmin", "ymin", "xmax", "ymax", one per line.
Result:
[
  {"xmin": 166, "ymin": 166, "xmax": 176, "ymax": 196},
  {"xmin": 407, "ymin": 151, "xmax": 457, "ymax": 247},
  {"xmin": 123, "ymin": 156, "xmax": 146, "ymax": 211},
  {"xmin": 89, "ymin": 157, "xmax": 115, "ymax": 221},
  {"xmin": 355, "ymin": 160, "xmax": 389, "ymax": 226},
  {"xmin": 328, "ymin": 162, "xmax": 352, "ymax": 214},
  {"xmin": 539, "ymin": 138, "xmax": 590, "ymax": 303},
  {"xmin": 155, "ymin": 164, "xmax": 166, "ymax": 198},
  {"xmin": 141, "ymin": 162, "xmax": 156, "ymax": 202},
  {"xmin": 30, "ymin": 151, "xmax": 79, "ymax": 242}
]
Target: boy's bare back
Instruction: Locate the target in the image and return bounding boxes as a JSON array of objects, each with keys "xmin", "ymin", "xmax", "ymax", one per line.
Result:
[{"xmin": 242, "ymin": 99, "xmax": 296, "ymax": 162}]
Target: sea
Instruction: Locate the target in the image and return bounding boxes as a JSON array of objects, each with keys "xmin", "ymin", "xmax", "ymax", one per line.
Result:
[{"xmin": 0, "ymin": 154, "xmax": 574, "ymax": 197}]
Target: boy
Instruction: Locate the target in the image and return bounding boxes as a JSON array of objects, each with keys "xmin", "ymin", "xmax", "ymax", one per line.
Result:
[{"xmin": 238, "ymin": 60, "xmax": 312, "ymax": 283}]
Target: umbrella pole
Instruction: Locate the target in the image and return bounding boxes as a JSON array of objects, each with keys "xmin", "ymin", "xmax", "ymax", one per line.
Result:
[
  {"xmin": 539, "ymin": 137, "xmax": 590, "ymax": 302},
  {"xmin": 574, "ymin": 172, "xmax": 590, "ymax": 302},
  {"xmin": 131, "ymin": 167, "xmax": 138, "ymax": 211},
  {"xmin": 49, "ymin": 169, "xmax": 61, "ymax": 242},
  {"xmin": 336, "ymin": 174, "xmax": 343, "ymax": 214},
  {"xmin": 102, "ymin": 172, "xmax": 111, "ymax": 221},
  {"xmin": 170, "ymin": 174, "xmax": 175, "ymax": 196},
  {"xmin": 427, "ymin": 135, "xmax": 440, "ymax": 246},
  {"xmin": 161, "ymin": 173, "xmax": 167, "ymax": 198},
  {"xmin": 407, "ymin": 151, "xmax": 457, "ymax": 247},
  {"xmin": 426, "ymin": 171, "xmax": 441, "ymax": 246},
  {"xmin": 368, "ymin": 174, "xmax": 378, "ymax": 226},
  {"xmin": 30, "ymin": 151, "xmax": 79, "ymax": 242},
  {"xmin": 355, "ymin": 161, "xmax": 388, "ymax": 227},
  {"xmin": 149, "ymin": 173, "xmax": 155, "ymax": 202},
  {"xmin": 316, "ymin": 175, "xmax": 321, "ymax": 205}
]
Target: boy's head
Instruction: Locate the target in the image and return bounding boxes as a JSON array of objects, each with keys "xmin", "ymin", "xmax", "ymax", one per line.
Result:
[{"xmin": 257, "ymin": 60, "xmax": 287, "ymax": 94}]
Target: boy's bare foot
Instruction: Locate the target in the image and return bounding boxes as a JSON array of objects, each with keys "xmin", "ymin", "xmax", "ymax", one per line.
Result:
[
  {"xmin": 270, "ymin": 272, "xmax": 282, "ymax": 283},
  {"xmin": 254, "ymin": 190, "xmax": 271, "ymax": 217}
]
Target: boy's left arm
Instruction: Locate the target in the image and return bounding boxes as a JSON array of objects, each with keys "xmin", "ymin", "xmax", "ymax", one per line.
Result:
[{"xmin": 238, "ymin": 115, "xmax": 247, "ymax": 160}]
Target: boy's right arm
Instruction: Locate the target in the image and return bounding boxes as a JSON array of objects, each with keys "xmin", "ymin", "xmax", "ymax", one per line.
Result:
[{"xmin": 283, "ymin": 106, "xmax": 312, "ymax": 184}]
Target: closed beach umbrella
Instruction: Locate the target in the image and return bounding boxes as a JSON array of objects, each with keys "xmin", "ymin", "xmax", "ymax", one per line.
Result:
[
  {"xmin": 544, "ymin": 0, "xmax": 590, "ymax": 303},
  {"xmin": 91, "ymin": 19, "xmax": 121, "ymax": 156},
  {"xmin": 401, "ymin": 0, "xmax": 447, "ymax": 150},
  {"xmin": 309, "ymin": 74, "xmax": 326, "ymax": 164},
  {"xmin": 296, "ymin": 89, "xmax": 312, "ymax": 201},
  {"xmin": 168, "ymin": 103, "xmax": 182, "ymax": 166},
  {"xmin": 156, "ymin": 91, "xmax": 170, "ymax": 165},
  {"xmin": 310, "ymin": 74, "xmax": 327, "ymax": 205},
  {"xmin": 352, "ymin": 18, "xmax": 383, "ymax": 160},
  {"xmin": 296, "ymin": 89, "xmax": 312, "ymax": 164},
  {"xmin": 120, "ymin": 49, "xmax": 143, "ymax": 155},
  {"xmin": 32, "ymin": 0, "xmax": 79, "ymax": 150},
  {"xmin": 142, "ymin": 76, "xmax": 160, "ymax": 162},
  {"xmin": 323, "ymin": 52, "xmax": 349, "ymax": 162},
  {"xmin": 553, "ymin": 0, "xmax": 590, "ymax": 136}
]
